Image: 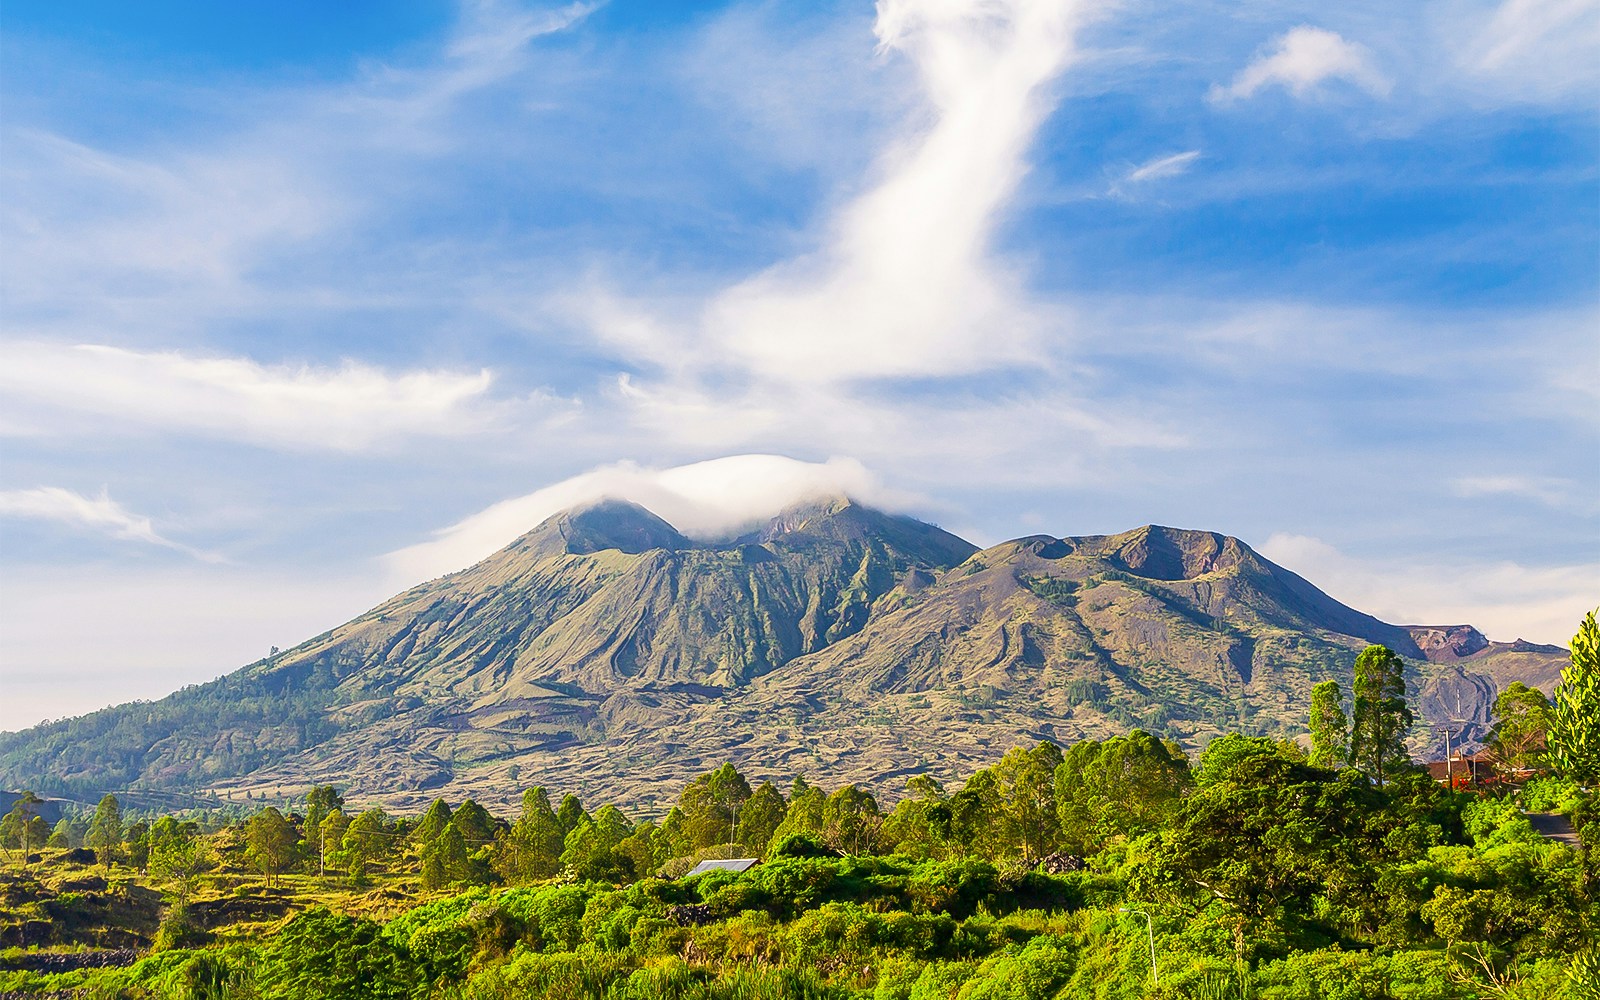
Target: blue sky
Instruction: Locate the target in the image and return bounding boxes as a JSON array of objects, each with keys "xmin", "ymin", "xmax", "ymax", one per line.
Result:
[{"xmin": 2, "ymin": 0, "xmax": 1596, "ymax": 730}]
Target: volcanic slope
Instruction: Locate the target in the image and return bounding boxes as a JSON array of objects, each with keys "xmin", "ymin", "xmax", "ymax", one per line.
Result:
[{"xmin": 0, "ymin": 498, "xmax": 1567, "ymax": 811}]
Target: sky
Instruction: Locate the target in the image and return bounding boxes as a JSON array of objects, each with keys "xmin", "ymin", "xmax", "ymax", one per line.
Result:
[{"xmin": 1, "ymin": 0, "xmax": 1596, "ymax": 731}]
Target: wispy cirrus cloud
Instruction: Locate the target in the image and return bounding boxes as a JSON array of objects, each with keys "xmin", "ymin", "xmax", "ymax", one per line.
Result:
[
  {"xmin": 1126, "ymin": 149, "xmax": 1201, "ymax": 184},
  {"xmin": 1445, "ymin": 0, "xmax": 1600, "ymax": 101},
  {"xmin": 0, "ymin": 486, "xmax": 220, "ymax": 561},
  {"xmin": 1210, "ymin": 26, "xmax": 1391, "ymax": 103},
  {"xmin": 1106, "ymin": 149, "xmax": 1200, "ymax": 197},
  {"xmin": 0, "ymin": 1, "xmax": 599, "ymax": 342},
  {"xmin": 1452, "ymin": 474, "xmax": 1588, "ymax": 512},
  {"xmin": 0, "ymin": 343, "xmax": 499, "ymax": 451}
]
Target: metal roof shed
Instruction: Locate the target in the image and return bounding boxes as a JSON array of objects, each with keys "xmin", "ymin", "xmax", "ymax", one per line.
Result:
[{"xmin": 683, "ymin": 858, "xmax": 760, "ymax": 877}]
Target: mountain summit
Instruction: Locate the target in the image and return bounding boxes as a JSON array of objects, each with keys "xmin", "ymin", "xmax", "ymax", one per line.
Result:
[{"xmin": 0, "ymin": 501, "xmax": 1564, "ymax": 810}]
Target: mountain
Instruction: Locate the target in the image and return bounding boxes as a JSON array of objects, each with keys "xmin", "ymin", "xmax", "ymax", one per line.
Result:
[{"xmin": 0, "ymin": 498, "xmax": 1569, "ymax": 811}]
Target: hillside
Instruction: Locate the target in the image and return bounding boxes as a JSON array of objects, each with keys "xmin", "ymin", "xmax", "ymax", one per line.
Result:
[{"xmin": 0, "ymin": 497, "xmax": 1568, "ymax": 811}]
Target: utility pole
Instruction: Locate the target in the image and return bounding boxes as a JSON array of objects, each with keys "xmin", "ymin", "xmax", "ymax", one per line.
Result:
[{"xmin": 1118, "ymin": 908, "xmax": 1157, "ymax": 986}]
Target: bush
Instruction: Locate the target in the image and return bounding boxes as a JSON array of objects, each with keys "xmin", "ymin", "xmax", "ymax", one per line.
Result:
[
  {"xmin": 1253, "ymin": 948, "xmax": 1465, "ymax": 1000},
  {"xmin": 1520, "ymin": 777, "xmax": 1584, "ymax": 814}
]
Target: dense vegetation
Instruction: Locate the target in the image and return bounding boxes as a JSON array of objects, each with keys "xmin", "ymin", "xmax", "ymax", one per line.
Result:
[{"xmin": 3, "ymin": 630, "xmax": 1598, "ymax": 999}]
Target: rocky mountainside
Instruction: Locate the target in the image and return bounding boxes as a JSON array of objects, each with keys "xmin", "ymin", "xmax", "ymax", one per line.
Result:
[{"xmin": 0, "ymin": 497, "xmax": 1569, "ymax": 811}]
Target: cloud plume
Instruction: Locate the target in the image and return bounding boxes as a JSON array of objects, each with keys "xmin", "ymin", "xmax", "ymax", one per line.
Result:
[
  {"xmin": 383, "ymin": 454, "xmax": 903, "ymax": 584},
  {"xmin": 594, "ymin": 0, "xmax": 1091, "ymax": 384}
]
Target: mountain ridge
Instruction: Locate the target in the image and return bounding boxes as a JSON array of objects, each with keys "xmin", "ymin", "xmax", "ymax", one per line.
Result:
[{"xmin": 0, "ymin": 497, "xmax": 1570, "ymax": 811}]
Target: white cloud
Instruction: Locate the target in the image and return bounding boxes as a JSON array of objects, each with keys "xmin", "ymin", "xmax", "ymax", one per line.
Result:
[
  {"xmin": 1258, "ymin": 532, "xmax": 1595, "ymax": 646},
  {"xmin": 1211, "ymin": 26, "xmax": 1391, "ymax": 103},
  {"xmin": 1125, "ymin": 149, "xmax": 1201, "ymax": 184},
  {"xmin": 0, "ymin": 343, "xmax": 498, "ymax": 451},
  {"xmin": 383, "ymin": 454, "xmax": 909, "ymax": 584},
  {"xmin": 0, "ymin": 486, "xmax": 218, "ymax": 561},
  {"xmin": 1452, "ymin": 474, "xmax": 1584, "ymax": 510},
  {"xmin": 1446, "ymin": 0, "xmax": 1600, "ymax": 100},
  {"xmin": 586, "ymin": 0, "xmax": 1093, "ymax": 384}
]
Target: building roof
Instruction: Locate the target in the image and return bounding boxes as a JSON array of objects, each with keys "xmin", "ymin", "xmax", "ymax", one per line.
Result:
[{"xmin": 683, "ymin": 858, "xmax": 760, "ymax": 877}]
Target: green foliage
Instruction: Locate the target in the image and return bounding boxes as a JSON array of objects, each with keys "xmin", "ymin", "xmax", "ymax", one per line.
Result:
[
  {"xmin": 415, "ymin": 798, "xmax": 453, "ymax": 844},
  {"xmin": 86, "ymin": 793, "xmax": 122, "ymax": 868},
  {"xmin": 1349, "ymin": 645, "xmax": 1415, "ymax": 789},
  {"xmin": 244, "ymin": 806, "xmax": 298, "ymax": 887},
  {"xmin": 497, "ymin": 786, "xmax": 566, "ymax": 883},
  {"xmin": 679, "ymin": 764, "xmax": 753, "ymax": 851},
  {"xmin": 885, "ymin": 775, "xmax": 953, "ymax": 860},
  {"xmin": 1550, "ymin": 610, "xmax": 1600, "ymax": 784},
  {"xmin": 0, "ymin": 791, "xmax": 50, "ymax": 863},
  {"xmin": 149, "ymin": 816, "xmax": 212, "ymax": 906},
  {"xmin": 303, "ymin": 785, "xmax": 343, "ymax": 858},
  {"xmin": 1252, "ymin": 948, "xmax": 1462, "ymax": 1000},
  {"xmin": 988, "ymin": 743, "xmax": 1062, "ymax": 861},
  {"xmin": 337, "ymin": 806, "xmax": 391, "ymax": 880},
  {"xmin": 739, "ymin": 781, "xmax": 788, "ymax": 856},
  {"xmin": 11, "ymin": 722, "xmax": 1596, "ymax": 1000},
  {"xmin": 823, "ymin": 784, "xmax": 883, "ymax": 855},
  {"xmin": 255, "ymin": 908, "xmax": 417, "ymax": 999},
  {"xmin": 1308, "ymin": 680, "xmax": 1349, "ymax": 770},
  {"xmin": 1489, "ymin": 682, "xmax": 1554, "ymax": 777},
  {"xmin": 420, "ymin": 823, "xmax": 472, "ymax": 889},
  {"xmin": 1055, "ymin": 730, "xmax": 1190, "ymax": 855}
]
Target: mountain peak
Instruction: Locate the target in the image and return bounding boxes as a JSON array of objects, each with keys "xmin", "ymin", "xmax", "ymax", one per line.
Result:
[
  {"xmin": 752, "ymin": 496, "xmax": 977, "ymax": 568},
  {"xmin": 758, "ymin": 493, "xmax": 857, "ymax": 538},
  {"xmin": 1099, "ymin": 524, "xmax": 1250, "ymax": 581},
  {"xmin": 525, "ymin": 497, "xmax": 692, "ymax": 557}
]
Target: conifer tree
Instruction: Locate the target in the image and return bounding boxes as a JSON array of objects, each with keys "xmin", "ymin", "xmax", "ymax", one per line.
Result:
[
  {"xmin": 1308, "ymin": 680, "xmax": 1349, "ymax": 770},
  {"xmin": 737, "ymin": 782, "xmax": 788, "ymax": 856},
  {"xmin": 87, "ymin": 794, "xmax": 123, "ymax": 870},
  {"xmin": 420, "ymin": 824, "xmax": 469, "ymax": 889},
  {"xmin": 414, "ymin": 799, "xmax": 452, "ymax": 845},
  {"xmin": 1348, "ymin": 645, "xmax": 1414, "ymax": 788},
  {"xmin": 556, "ymin": 793, "xmax": 589, "ymax": 835},
  {"xmin": 1549, "ymin": 610, "xmax": 1600, "ymax": 785},
  {"xmin": 496, "ymin": 787, "xmax": 564, "ymax": 883}
]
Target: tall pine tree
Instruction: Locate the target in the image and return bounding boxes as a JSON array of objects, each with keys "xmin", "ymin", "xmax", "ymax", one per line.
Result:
[
  {"xmin": 86, "ymin": 794, "xmax": 123, "ymax": 870},
  {"xmin": 1348, "ymin": 645, "xmax": 1413, "ymax": 788}
]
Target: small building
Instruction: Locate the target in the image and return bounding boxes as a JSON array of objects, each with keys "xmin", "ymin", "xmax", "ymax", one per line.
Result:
[
  {"xmin": 682, "ymin": 858, "xmax": 760, "ymax": 877},
  {"xmin": 1426, "ymin": 752, "xmax": 1493, "ymax": 788}
]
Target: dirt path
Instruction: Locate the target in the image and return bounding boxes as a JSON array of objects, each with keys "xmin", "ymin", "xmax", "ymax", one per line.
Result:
[{"xmin": 1526, "ymin": 812, "xmax": 1581, "ymax": 847}]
